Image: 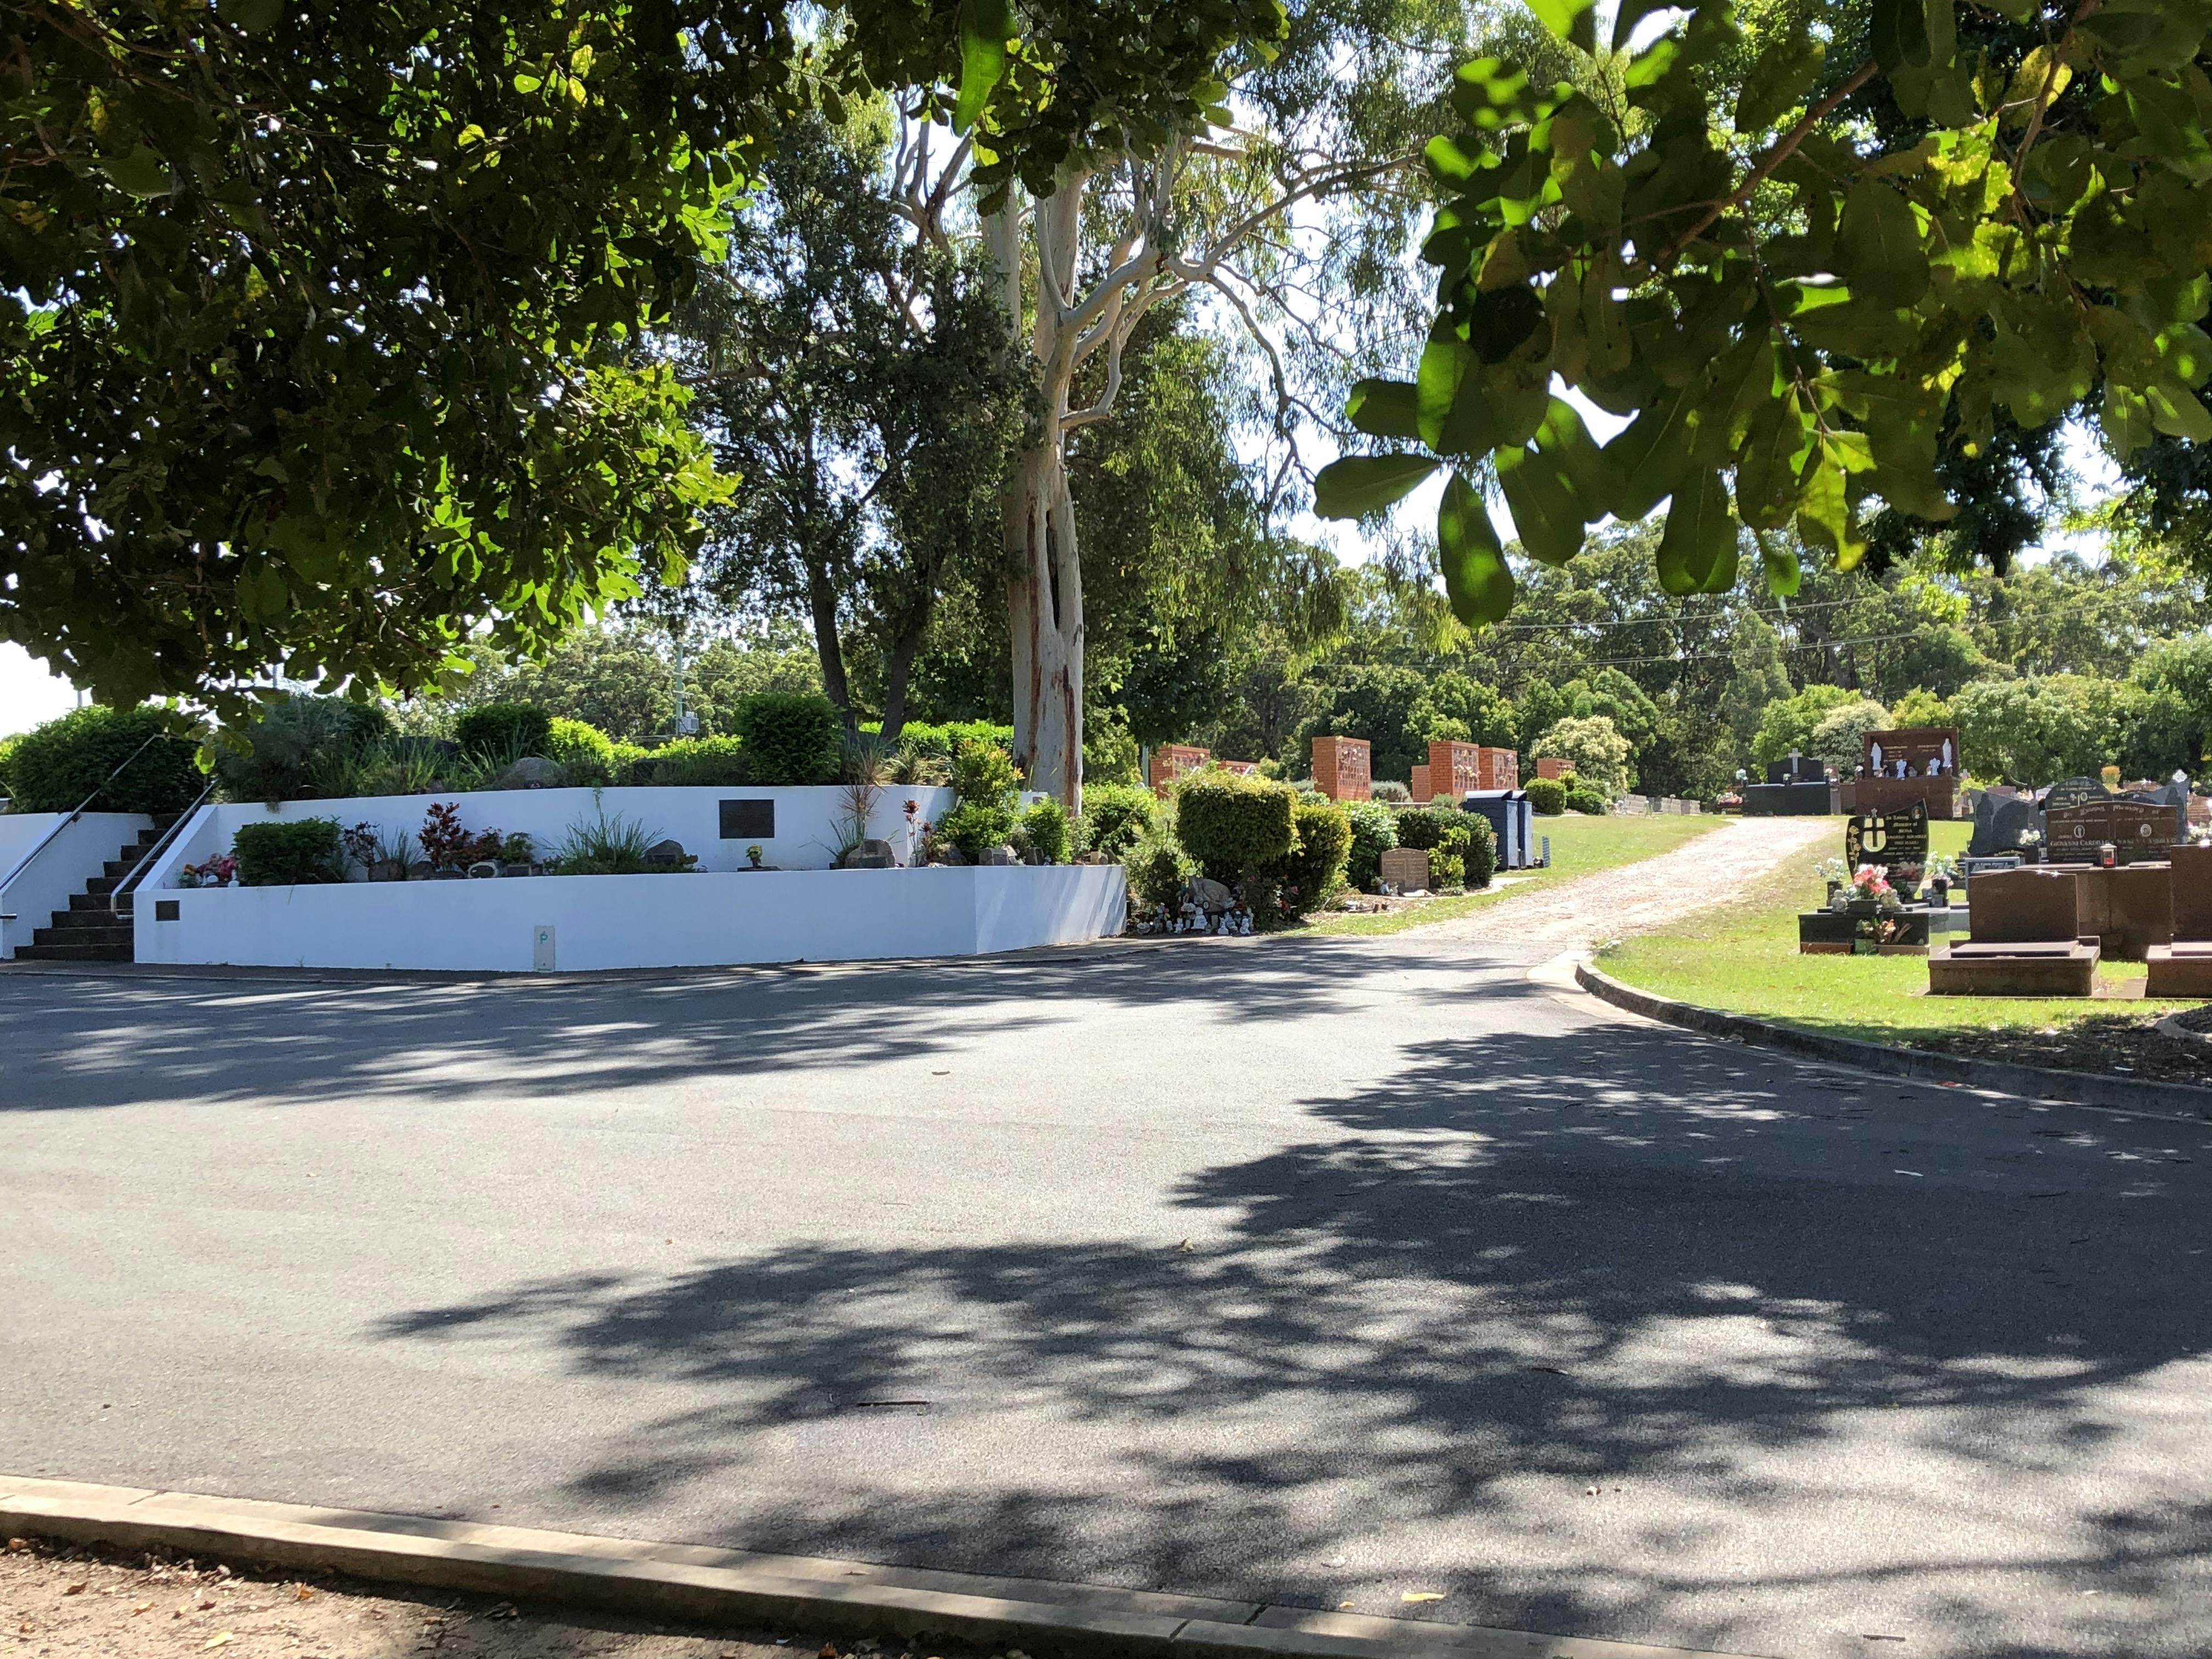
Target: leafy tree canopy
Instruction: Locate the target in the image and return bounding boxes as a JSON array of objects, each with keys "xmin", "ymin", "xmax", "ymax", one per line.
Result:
[{"xmin": 1315, "ymin": 0, "xmax": 2212, "ymax": 625}]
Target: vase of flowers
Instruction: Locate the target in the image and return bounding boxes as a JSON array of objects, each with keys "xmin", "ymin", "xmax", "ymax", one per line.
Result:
[{"xmin": 1846, "ymin": 864, "xmax": 1893, "ymax": 918}]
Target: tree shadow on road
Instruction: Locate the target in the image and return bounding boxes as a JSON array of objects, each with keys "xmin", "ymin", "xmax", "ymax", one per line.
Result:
[{"xmin": 368, "ymin": 1024, "xmax": 2212, "ymax": 1659}]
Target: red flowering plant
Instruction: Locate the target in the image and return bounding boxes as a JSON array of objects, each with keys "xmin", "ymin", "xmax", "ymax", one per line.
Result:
[{"xmin": 1850, "ymin": 864, "xmax": 1898, "ymax": 909}]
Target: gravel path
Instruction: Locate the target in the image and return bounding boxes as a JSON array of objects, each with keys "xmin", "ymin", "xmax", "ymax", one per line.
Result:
[{"xmin": 1406, "ymin": 814, "xmax": 1832, "ymax": 951}]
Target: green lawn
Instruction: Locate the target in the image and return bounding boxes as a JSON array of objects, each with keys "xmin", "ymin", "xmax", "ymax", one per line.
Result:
[
  {"xmin": 1598, "ymin": 818, "xmax": 2198, "ymax": 1042},
  {"xmin": 1304, "ymin": 810, "xmax": 1726, "ymax": 938}
]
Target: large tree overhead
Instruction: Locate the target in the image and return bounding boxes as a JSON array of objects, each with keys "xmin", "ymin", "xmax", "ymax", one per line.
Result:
[
  {"xmin": 0, "ymin": 0, "xmax": 1273, "ymax": 718},
  {"xmin": 1316, "ymin": 0, "xmax": 2212, "ymax": 626}
]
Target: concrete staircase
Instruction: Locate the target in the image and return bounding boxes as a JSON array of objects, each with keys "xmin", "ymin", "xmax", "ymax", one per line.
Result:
[{"xmin": 13, "ymin": 818, "xmax": 176, "ymax": 963}]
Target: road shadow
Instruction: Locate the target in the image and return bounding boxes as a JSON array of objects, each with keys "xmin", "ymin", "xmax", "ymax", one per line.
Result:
[{"xmin": 365, "ymin": 1024, "xmax": 2212, "ymax": 1659}]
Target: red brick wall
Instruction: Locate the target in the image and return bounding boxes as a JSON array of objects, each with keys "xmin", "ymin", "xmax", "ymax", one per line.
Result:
[
  {"xmin": 1536, "ymin": 757, "xmax": 1572, "ymax": 781},
  {"xmin": 1311, "ymin": 736, "xmax": 1372, "ymax": 802},
  {"xmin": 1477, "ymin": 747, "xmax": 1518, "ymax": 789},
  {"xmin": 1147, "ymin": 744, "xmax": 1210, "ymax": 795}
]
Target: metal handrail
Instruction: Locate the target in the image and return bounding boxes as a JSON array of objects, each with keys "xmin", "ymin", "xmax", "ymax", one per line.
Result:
[
  {"xmin": 110, "ymin": 781, "xmax": 216, "ymax": 917},
  {"xmin": 0, "ymin": 734, "xmax": 168, "ymax": 900}
]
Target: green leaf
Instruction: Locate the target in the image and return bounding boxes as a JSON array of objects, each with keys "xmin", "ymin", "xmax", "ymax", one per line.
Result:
[
  {"xmin": 1347, "ymin": 379, "xmax": 1423, "ymax": 441},
  {"xmin": 2146, "ymin": 383, "xmax": 2212, "ymax": 441},
  {"xmin": 218, "ymin": 0, "xmax": 283, "ymax": 32},
  {"xmin": 1496, "ymin": 398, "xmax": 1612, "ymax": 567},
  {"xmin": 99, "ymin": 145, "xmax": 173, "ymax": 198},
  {"xmin": 1603, "ymin": 382, "xmax": 1697, "ymax": 520},
  {"xmin": 1438, "ymin": 471, "xmax": 1516, "ymax": 625},
  {"xmin": 1754, "ymin": 529, "xmax": 1801, "ymax": 597},
  {"xmin": 2101, "ymin": 385, "xmax": 2155, "ymax": 459},
  {"xmin": 1313, "ymin": 455, "xmax": 1442, "ymax": 520},
  {"xmin": 1871, "ymin": 0, "xmax": 1935, "ymax": 73},
  {"xmin": 1612, "ymin": 0, "xmax": 1679, "ymax": 50},
  {"xmin": 1836, "ymin": 179, "xmax": 1931, "ymax": 309},
  {"xmin": 1735, "ymin": 36, "xmax": 1825, "ymax": 131},
  {"xmin": 1733, "ymin": 396, "xmax": 1813, "ymax": 532},
  {"xmin": 1417, "ymin": 334, "xmax": 1472, "ymax": 450},
  {"xmin": 953, "ymin": 0, "xmax": 1011, "ymax": 135},
  {"xmin": 1525, "ymin": 0, "xmax": 1599, "ymax": 52},
  {"xmin": 1657, "ymin": 471, "xmax": 1736, "ymax": 595}
]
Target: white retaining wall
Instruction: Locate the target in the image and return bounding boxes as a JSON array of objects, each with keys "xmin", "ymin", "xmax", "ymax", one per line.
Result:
[
  {"xmin": 0, "ymin": 812, "xmax": 152, "ymax": 958},
  {"xmin": 134, "ymin": 864, "xmax": 1127, "ymax": 972},
  {"xmin": 131, "ymin": 786, "xmax": 1125, "ymax": 971}
]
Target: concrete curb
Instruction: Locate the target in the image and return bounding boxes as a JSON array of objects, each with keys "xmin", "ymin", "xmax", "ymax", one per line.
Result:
[
  {"xmin": 1573, "ymin": 961, "xmax": 2212, "ymax": 1120},
  {"xmin": 0, "ymin": 1476, "xmax": 1758, "ymax": 1659}
]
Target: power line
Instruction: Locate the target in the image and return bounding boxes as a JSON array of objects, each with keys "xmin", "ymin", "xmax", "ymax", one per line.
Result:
[
  {"xmin": 1524, "ymin": 627, "xmax": 1934, "ymax": 670},
  {"xmin": 1460, "ymin": 594, "xmax": 1890, "ymax": 637}
]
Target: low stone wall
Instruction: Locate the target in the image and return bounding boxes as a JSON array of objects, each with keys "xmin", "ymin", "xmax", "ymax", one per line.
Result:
[{"xmin": 1611, "ymin": 795, "xmax": 1705, "ymax": 816}]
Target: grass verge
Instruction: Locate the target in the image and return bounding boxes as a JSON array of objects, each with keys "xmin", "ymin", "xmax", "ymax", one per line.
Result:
[
  {"xmin": 1304, "ymin": 810, "xmax": 1726, "ymax": 939},
  {"xmin": 1599, "ymin": 819, "xmax": 2212, "ymax": 1086}
]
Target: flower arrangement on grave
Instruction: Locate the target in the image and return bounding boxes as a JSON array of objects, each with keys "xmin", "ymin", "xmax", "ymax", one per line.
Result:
[
  {"xmin": 1850, "ymin": 864, "xmax": 1897, "ymax": 910},
  {"xmin": 179, "ymin": 852, "xmax": 237, "ymax": 888}
]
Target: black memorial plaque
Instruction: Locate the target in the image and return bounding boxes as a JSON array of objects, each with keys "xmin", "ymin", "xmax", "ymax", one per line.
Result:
[
  {"xmin": 719, "ymin": 799, "xmax": 776, "ymax": 839},
  {"xmin": 1844, "ymin": 798, "xmax": 1931, "ymax": 870},
  {"xmin": 2041, "ymin": 776, "xmax": 2109, "ymax": 815}
]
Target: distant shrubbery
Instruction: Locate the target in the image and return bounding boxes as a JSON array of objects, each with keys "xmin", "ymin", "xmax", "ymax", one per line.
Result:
[
  {"xmin": 234, "ymin": 817, "xmax": 345, "ymax": 886},
  {"xmin": 1525, "ymin": 776, "xmax": 1567, "ymax": 815},
  {"xmin": 7, "ymin": 705, "xmax": 204, "ymax": 815}
]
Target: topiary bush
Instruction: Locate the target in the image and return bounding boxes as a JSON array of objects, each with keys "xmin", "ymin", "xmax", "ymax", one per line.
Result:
[
  {"xmin": 1271, "ymin": 799, "xmax": 1352, "ymax": 915},
  {"xmin": 1525, "ymin": 776, "xmax": 1567, "ymax": 815},
  {"xmin": 1126, "ymin": 833, "xmax": 1194, "ymax": 910},
  {"xmin": 212, "ymin": 695, "xmax": 390, "ymax": 803},
  {"xmin": 733, "ymin": 692, "xmax": 843, "ymax": 785},
  {"xmin": 1566, "ymin": 785, "xmax": 1609, "ymax": 815},
  {"xmin": 1020, "ymin": 797, "xmax": 1070, "ymax": 864},
  {"xmin": 545, "ymin": 718, "xmax": 616, "ymax": 786},
  {"xmin": 8, "ymin": 704, "xmax": 204, "ymax": 814},
  {"xmin": 233, "ymin": 817, "xmax": 344, "ymax": 886},
  {"xmin": 951, "ymin": 736, "xmax": 1022, "ymax": 810},
  {"xmin": 1079, "ymin": 782, "xmax": 1158, "ymax": 859},
  {"xmin": 453, "ymin": 701, "xmax": 552, "ymax": 759},
  {"xmin": 1173, "ymin": 774, "xmax": 1297, "ymax": 883},
  {"xmin": 635, "ymin": 736, "xmax": 747, "ymax": 786},
  {"xmin": 1344, "ymin": 799, "xmax": 1397, "ymax": 889},
  {"xmin": 1462, "ymin": 813, "xmax": 1498, "ymax": 889}
]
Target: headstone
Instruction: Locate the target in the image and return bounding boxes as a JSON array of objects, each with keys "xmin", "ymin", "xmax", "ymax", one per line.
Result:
[
  {"xmin": 642, "ymin": 839, "xmax": 690, "ymax": 867},
  {"xmin": 1968, "ymin": 867, "xmax": 2083, "ymax": 944},
  {"xmin": 840, "ymin": 839, "xmax": 896, "ymax": 869},
  {"xmin": 982, "ymin": 845, "xmax": 1020, "ymax": 866},
  {"xmin": 1844, "ymin": 800, "xmax": 1930, "ymax": 871},
  {"xmin": 487, "ymin": 756, "xmax": 569, "ymax": 791},
  {"xmin": 1378, "ymin": 847, "xmax": 1429, "ymax": 892},
  {"xmin": 2041, "ymin": 776, "xmax": 2109, "ymax": 815},
  {"xmin": 2046, "ymin": 794, "xmax": 2183, "ymax": 864}
]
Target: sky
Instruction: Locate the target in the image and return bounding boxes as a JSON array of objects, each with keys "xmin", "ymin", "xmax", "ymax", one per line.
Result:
[{"xmin": 1, "ymin": 643, "xmax": 80, "ymax": 738}]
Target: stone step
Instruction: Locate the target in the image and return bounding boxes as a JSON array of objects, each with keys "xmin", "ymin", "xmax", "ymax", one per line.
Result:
[
  {"xmin": 42, "ymin": 908, "xmax": 132, "ymax": 933},
  {"xmin": 82, "ymin": 875, "xmax": 120, "ymax": 898},
  {"xmin": 33, "ymin": 921, "xmax": 134, "ymax": 949},
  {"xmin": 13, "ymin": 941, "xmax": 133, "ymax": 963},
  {"xmin": 68, "ymin": 891, "xmax": 133, "ymax": 915}
]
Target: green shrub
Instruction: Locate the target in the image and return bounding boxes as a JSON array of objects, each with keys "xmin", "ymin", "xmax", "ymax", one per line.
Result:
[
  {"xmin": 1392, "ymin": 804, "xmax": 1470, "ymax": 856},
  {"xmin": 546, "ymin": 718, "xmax": 616, "ymax": 785},
  {"xmin": 8, "ymin": 704, "xmax": 204, "ymax": 814},
  {"xmin": 939, "ymin": 798, "xmax": 1016, "ymax": 860},
  {"xmin": 1566, "ymin": 785, "xmax": 1609, "ymax": 815},
  {"xmin": 895, "ymin": 720, "xmax": 1017, "ymax": 761},
  {"xmin": 233, "ymin": 817, "xmax": 344, "ymax": 886},
  {"xmin": 1271, "ymin": 799, "xmax": 1352, "ymax": 915},
  {"xmin": 1079, "ymin": 782, "xmax": 1158, "ymax": 859},
  {"xmin": 734, "ymin": 692, "xmax": 844, "ymax": 785},
  {"xmin": 635, "ymin": 736, "xmax": 747, "ymax": 786},
  {"xmin": 1525, "ymin": 776, "xmax": 1567, "ymax": 815},
  {"xmin": 1126, "ymin": 834, "xmax": 1193, "ymax": 910},
  {"xmin": 1430, "ymin": 850, "xmax": 1466, "ymax": 890},
  {"xmin": 1372, "ymin": 780, "xmax": 1412, "ymax": 804},
  {"xmin": 1462, "ymin": 813, "xmax": 1498, "ymax": 889},
  {"xmin": 951, "ymin": 736, "xmax": 1023, "ymax": 809},
  {"xmin": 0, "ymin": 733, "xmax": 19, "ymax": 800},
  {"xmin": 1020, "ymin": 797, "xmax": 1070, "ymax": 864},
  {"xmin": 454, "ymin": 701, "xmax": 551, "ymax": 759},
  {"xmin": 549, "ymin": 802, "xmax": 687, "ymax": 873},
  {"xmin": 1344, "ymin": 800, "xmax": 1397, "ymax": 888},
  {"xmin": 1173, "ymin": 774, "xmax": 1297, "ymax": 882},
  {"xmin": 212, "ymin": 695, "xmax": 390, "ymax": 803}
]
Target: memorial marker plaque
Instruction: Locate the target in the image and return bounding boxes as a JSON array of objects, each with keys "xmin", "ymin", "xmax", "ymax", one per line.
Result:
[
  {"xmin": 2041, "ymin": 776, "xmax": 2109, "ymax": 815},
  {"xmin": 2045, "ymin": 795, "xmax": 2181, "ymax": 865},
  {"xmin": 1844, "ymin": 799, "xmax": 1930, "ymax": 870},
  {"xmin": 719, "ymin": 799, "xmax": 776, "ymax": 839}
]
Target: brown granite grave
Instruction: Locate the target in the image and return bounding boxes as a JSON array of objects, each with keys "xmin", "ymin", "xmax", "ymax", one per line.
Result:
[
  {"xmin": 2045, "ymin": 797, "xmax": 2182, "ymax": 865},
  {"xmin": 2073, "ymin": 865, "xmax": 2173, "ymax": 961},
  {"xmin": 1967, "ymin": 867, "xmax": 2085, "ymax": 945},
  {"xmin": 2147, "ymin": 842, "xmax": 2212, "ymax": 997},
  {"xmin": 1378, "ymin": 847, "xmax": 1430, "ymax": 891},
  {"xmin": 1929, "ymin": 940, "xmax": 2100, "ymax": 997}
]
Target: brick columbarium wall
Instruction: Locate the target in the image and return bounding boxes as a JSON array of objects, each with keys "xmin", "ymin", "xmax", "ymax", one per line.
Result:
[
  {"xmin": 1311, "ymin": 736, "xmax": 1372, "ymax": 802},
  {"xmin": 1477, "ymin": 747, "xmax": 1518, "ymax": 789},
  {"xmin": 1147, "ymin": 744, "xmax": 1210, "ymax": 795},
  {"xmin": 1536, "ymin": 757, "xmax": 1572, "ymax": 781},
  {"xmin": 1408, "ymin": 764, "xmax": 1432, "ymax": 802},
  {"xmin": 1426, "ymin": 741, "xmax": 1481, "ymax": 800}
]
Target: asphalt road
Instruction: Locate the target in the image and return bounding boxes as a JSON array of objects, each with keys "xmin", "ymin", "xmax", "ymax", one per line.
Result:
[{"xmin": 3, "ymin": 935, "xmax": 2209, "ymax": 1659}]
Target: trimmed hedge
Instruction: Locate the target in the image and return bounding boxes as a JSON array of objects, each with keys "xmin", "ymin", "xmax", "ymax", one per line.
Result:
[
  {"xmin": 7, "ymin": 705, "xmax": 204, "ymax": 814},
  {"xmin": 634, "ymin": 736, "xmax": 747, "ymax": 786},
  {"xmin": 893, "ymin": 720, "xmax": 1016, "ymax": 761},
  {"xmin": 454, "ymin": 701, "xmax": 552, "ymax": 758},
  {"xmin": 1566, "ymin": 786, "xmax": 1608, "ymax": 815},
  {"xmin": 734, "ymin": 692, "xmax": 842, "ymax": 785},
  {"xmin": 1344, "ymin": 799, "xmax": 1397, "ymax": 889},
  {"xmin": 1079, "ymin": 782, "xmax": 1158, "ymax": 859},
  {"xmin": 1272, "ymin": 799, "xmax": 1352, "ymax": 915},
  {"xmin": 1175, "ymin": 774, "xmax": 1296, "ymax": 882},
  {"xmin": 1391, "ymin": 804, "xmax": 1469, "ymax": 855},
  {"xmin": 234, "ymin": 817, "xmax": 344, "ymax": 886},
  {"xmin": 1525, "ymin": 776, "xmax": 1567, "ymax": 815}
]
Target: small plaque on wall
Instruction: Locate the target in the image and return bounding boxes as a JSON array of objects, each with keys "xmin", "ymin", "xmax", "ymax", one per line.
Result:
[{"xmin": 719, "ymin": 799, "xmax": 775, "ymax": 839}]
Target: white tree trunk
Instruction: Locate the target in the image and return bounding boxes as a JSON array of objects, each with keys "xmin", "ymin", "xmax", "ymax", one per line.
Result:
[{"xmin": 1007, "ymin": 441, "xmax": 1082, "ymax": 807}]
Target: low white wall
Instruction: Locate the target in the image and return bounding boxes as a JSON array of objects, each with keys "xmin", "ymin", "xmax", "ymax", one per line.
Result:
[
  {"xmin": 134, "ymin": 864, "xmax": 1127, "ymax": 972},
  {"xmin": 0, "ymin": 812, "xmax": 154, "ymax": 957},
  {"xmin": 143, "ymin": 786, "xmax": 961, "ymax": 891}
]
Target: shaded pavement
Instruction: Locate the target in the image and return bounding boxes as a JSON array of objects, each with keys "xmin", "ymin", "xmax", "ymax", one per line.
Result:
[{"xmin": 3, "ymin": 926, "xmax": 2209, "ymax": 1659}]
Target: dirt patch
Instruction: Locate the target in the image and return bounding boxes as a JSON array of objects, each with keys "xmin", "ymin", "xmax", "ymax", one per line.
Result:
[
  {"xmin": 0, "ymin": 1536, "xmax": 1000, "ymax": 1659},
  {"xmin": 1890, "ymin": 1013, "xmax": 2212, "ymax": 1092}
]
